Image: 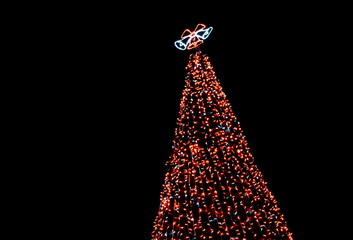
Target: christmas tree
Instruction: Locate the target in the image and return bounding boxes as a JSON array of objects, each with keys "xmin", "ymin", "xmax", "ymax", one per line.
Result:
[{"xmin": 151, "ymin": 24, "xmax": 293, "ymax": 240}]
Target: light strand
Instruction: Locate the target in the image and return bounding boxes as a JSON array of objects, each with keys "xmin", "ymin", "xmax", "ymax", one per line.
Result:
[{"xmin": 151, "ymin": 51, "xmax": 293, "ymax": 240}]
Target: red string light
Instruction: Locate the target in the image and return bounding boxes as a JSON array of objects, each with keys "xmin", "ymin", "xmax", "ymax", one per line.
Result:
[{"xmin": 151, "ymin": 51, "xmax": 293, "ymax": 240}]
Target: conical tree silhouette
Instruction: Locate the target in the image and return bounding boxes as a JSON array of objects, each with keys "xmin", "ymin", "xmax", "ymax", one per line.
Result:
[{"xmin": 151, "ymin": 49, "xmax": 293, "ymax": 240}]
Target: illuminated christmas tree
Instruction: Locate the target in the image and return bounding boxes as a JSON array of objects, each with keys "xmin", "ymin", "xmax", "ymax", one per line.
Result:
[{"xmin": 151, "ymin": 24, "xmax": 293, "ymax": 240}]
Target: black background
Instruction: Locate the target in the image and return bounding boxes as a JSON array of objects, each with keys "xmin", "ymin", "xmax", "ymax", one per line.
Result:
[{"xmin": 42, "ymin": 3, "xmax": 349, "ymax": 240}]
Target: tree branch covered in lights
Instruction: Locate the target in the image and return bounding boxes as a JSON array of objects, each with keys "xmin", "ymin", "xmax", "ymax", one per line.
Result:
[{"xmin": 151, "ymin": 24, "xmax": 293, "ymax": 240}]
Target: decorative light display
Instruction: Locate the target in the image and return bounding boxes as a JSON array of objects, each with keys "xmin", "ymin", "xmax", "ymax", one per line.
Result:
[
  {"xmin": 174, "ymin": 23, "xmax": 213, "ymax": 50},
  {"xmin": 151, "ymin": 25, "xmax": 293, "ymax": 240}
]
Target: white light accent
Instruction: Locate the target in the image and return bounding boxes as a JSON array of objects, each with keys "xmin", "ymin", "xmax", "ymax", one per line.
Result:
[{"xmin": 175, "ymin": 24, "xmax": 213, "ymax": 50}]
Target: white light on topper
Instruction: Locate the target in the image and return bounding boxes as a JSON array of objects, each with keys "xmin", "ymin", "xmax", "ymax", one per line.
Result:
[{"xmin": 174, "ymin": 24, "xmax": 213, "ymax": 50}]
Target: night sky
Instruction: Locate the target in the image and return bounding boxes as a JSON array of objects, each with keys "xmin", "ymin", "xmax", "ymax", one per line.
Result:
[{"xmin": 58, "ymin": 4, "xmax": 346, "ymax": 240}]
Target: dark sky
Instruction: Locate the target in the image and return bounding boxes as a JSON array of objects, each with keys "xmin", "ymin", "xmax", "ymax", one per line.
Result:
[{"xmin": 58, "ymin": 4, "xmax": 347, "ymax": 240}]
